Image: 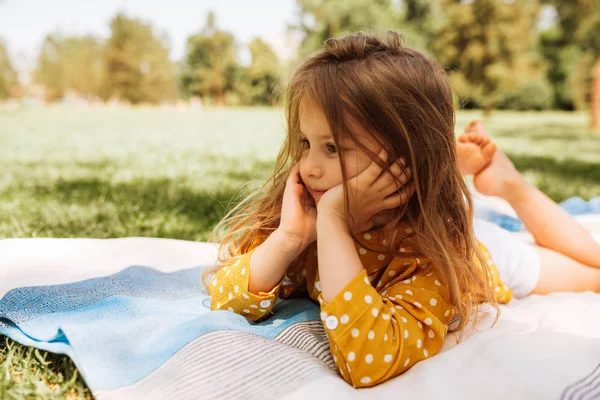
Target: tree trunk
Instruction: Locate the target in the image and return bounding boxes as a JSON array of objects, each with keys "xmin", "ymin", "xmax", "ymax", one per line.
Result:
[{"xmin": 592, "ymin": 56, "xmax": 600, "ymax": 132}]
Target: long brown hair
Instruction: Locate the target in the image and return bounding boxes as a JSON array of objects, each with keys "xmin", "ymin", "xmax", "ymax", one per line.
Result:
[{"xmin": 201, "ymin": 30, "xmax": 499, "ymax": 334}]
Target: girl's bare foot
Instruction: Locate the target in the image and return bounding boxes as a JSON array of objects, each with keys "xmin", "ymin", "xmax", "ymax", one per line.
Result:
[
  {"xmin": 468, "ymin": 121, "xmax": 527, "ymax": 200},
  {"xmin": 456, "ymin": 120, "xmax": 497, "ymax": 176}
]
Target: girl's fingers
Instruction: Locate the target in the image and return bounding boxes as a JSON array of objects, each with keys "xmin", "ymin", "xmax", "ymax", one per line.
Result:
[
  {"xmin": 361, "ymin": 149, "xmax": 388, "ymax": 186},
  {"xmin": 381, "ymin": 184, "xmax": 415, "ymax": 210},
  {"xmin": 374, "ymin": 157, "xmax": 411, "ymax": 194}
]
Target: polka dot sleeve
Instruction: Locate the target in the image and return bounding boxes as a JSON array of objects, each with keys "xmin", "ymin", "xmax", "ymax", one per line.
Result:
[
  {"xmin": 208, "ymin": 248, "xmax": 284, "ymax": 322},
  {"xmin": 317, "ymin": 268, "xmax": 454, "ymax": 388}
]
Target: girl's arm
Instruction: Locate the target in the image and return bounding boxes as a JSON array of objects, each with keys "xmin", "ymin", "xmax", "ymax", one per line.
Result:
[
  {"xmin": 248, "ymin": 229, "xmax": 306, "ymax": 294},
  {"xmin": 208, "ymin": 229, "xmax": 307, "ymax": 322}
]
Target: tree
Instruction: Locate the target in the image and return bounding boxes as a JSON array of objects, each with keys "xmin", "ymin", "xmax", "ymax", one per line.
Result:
[
  {"xmin": 291, "ymin": 0, "xmax": 428, "ymax": 57},
  {"xmin": 243, "ymin": 38, "xmax": 282, "ymax": 105},
  {"xmin": 546, "ymin": 0, "xmax": 600, "ymax": 130},
  {"xmin": 433, "ymin": 0, "xmax": 544, "ymax": 115},
  {"xmin": 103, "ymin": 13, "xmax": 177, "ymax": 104},
  {"xmin": 0, "ymin": 40, "xmax": 17, "ymax": 100},
  {"xmin": 180, "ymin": 12, "xmax": 241, "ymax": 106}
]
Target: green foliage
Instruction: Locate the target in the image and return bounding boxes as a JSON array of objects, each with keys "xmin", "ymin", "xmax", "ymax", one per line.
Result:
[
  {"xmin": 0, "ymin": 40, "xmax": 17, "ymax": 100},
  {"xmin": 180, "ymin": 12, "xmax": 241, "ymax": 105},
  {"xmin": 103, "ymin": 13, "xmax": 177, "ymax": 104},
  {"xmin": 434, "ymin": 0, "xmax": 545, "ymax": 114},
  {"xmin": 239, "ymin": 38, "xmax": 283, "ymax": 106},
  {"xmin": 292, "ymin": 0, "xmax": 419, "ymax": 56},
  {"xmin": 33, "ymin": 34, "xmax": 104, "ymax": 102},
  {"xmin": 497, "ymin": 78, "xmax": 554, "ymax": 110}
]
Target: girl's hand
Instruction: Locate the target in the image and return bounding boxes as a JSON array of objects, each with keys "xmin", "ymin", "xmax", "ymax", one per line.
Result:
[
  {"xmin": 277, "ymin": 162, "xmax": 318, "ymax": 251},
  {"xmin": 318, "ymin": 149, "xmax": 413, "ymax": 233}
]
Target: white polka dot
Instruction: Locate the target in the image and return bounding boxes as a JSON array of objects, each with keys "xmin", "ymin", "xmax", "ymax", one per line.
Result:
[
  {"xmin": 211, "ymin": 279, "xmax": 218, "ymax": 286},
  {"xmin": 364, "ymin": 277, "xmax": 370, "ymax": 285},
  {"xmin": 348, "ymin": 352, "xmax": 356, "ymax": 361},
  {"xmin": 228, "ymin": 307, "xmax": 234, "ymax": 312},
  {"xmin": 243, "ymin": 309, "xmax": 250, "ymax": 313},
  {"xmin": 234, "ymin": 260, "xmax": 240, "ymax": 267},
  {"xmin": 259, "ymin": 309, "xmax": 266, "ymax": 313},
  {"xmin": 340, "ymin": 314, "xmax": 350, "ymax": 324},
  {"xmin": 404, "ymin": 358, "xmax": 410, "ymax": 367},
  {"xmin": 406, "ymin": 289, "xmax": 413, "ymax": 295},
  {"xmin": 365, "ymin": 354, "xmax": 373, "ymax": 363},
  {"xmin": 424, "ymin": 318, "xmax": 433, "ymax": 325},
  {"xmin": 372, "ymin": 308, "xmax": 379, "ymax": 317},
  {"xmin": 426, "ymin": 272, "xmax": 433, "ymax": 277},
  {"xmin": 445, "ymin": 310, "xmax": 450, "ymax": 317},
  {"xmin": 384, "ymin": 333, "xmax": 388, "ymax": 341},
  {"xmin": 228, "ymin": 293, "xmax": 233, "ymax": 300},
  {"xmin": 495, "ymin": 286, "xmax": 500, "ymax": 292},
  {"xmin": 414, "ymin": 302, "xmax": 422, "ymax": 308},
  {"xmin": 360, "ymin": 377, "xmax": 371, "ymax": 384},
  {"xmin": 260, "ymin": 300, "xmax": 272, "ymax": 308},
  {"xmin": 369, "ymin": 275, "xmax": 373, "ymax": 282},
  {"xmin": 368, "ymin": 330, "xmax": 375, "ymax": 340},
  {"xmin": 418, "ymin": 321, "xmax": 423, "ymax": 329},
  {"xmin": 216, "ymin": 302, "xmax": 221, "ymax": 308},
  {"xmin": 250, "ymin": 305, "xmax": 258, "ymax": 308},
  {"xmin": 389, "ymin": 270, "xmax": 396, "ymax": 277},
  {"xmin": 401, "ymin": 317, "xmax": 408, "ymax": 323},
  {"xmin": 382, "ymin": 313, "xmax": 390, "ymax": 320},
  {"xmin": 241, "ymin": 267, "xmax": 246, "ymax": 276},
  {"xmin": 382, "ymin": 239, "xmax": 388, "ymax": 245},
  {"xmin": 364, "ymin": 295, "xmax": 373, "ymax": 304},
  {"xmin": 378, "ymin": 254, "xmax": 386, "ymax": 261},
  {"xmin": 405, "ymin": 227, "xmax": 413, "ymax": 234},
  {"xmin": 403, "ymin": 279, "xmax": 411, "ymax": 284},
  {"xmin": 343, "ymin": 291, "xmax": 352, "ymax": 301},
  {"xmin": 404, "ymin": 330, "xmax": 409, "ymax": 338},
  {"xmin": 242, "ymin": 293, "xmax": 250, "ymax": 299},
  {"xmin": 400, "ymin": 247, "xmax": 406, "ymax": 252},
  {"xmin": 428, "ymin": 329, "xmax": 435, "ymax": 338},
  {"xmin": 434, "ymin": 280, "xmax": 441, "ymax": 286},
  {"xmin": 376, "ymin": 281, "xmax": 383, "ymax": 288},
  {"xmin": 315, "ymin": 281, "xmax": 321, "ymax": 291},
  {"xmin": 320, "ymin": 312, "xmax": 328, "ymax": 321},
  {"xmin": 359, "ymin": 248, "xmax": 367, "ymax": 255},
  {"xmin": 395, "ymin": 305, "xmax": 403, "ymax": 310},
  {"xmin": 333, "ymin": 354, "xmax": 337, "ymax": 363},
  {"xmin": 395, "ymin": 294, "xmax": 403, "ymax": 300},
  {"xmin": 351, "ymin": 328, "xmax": 360, "ymax": 338},
  {"xmin": 423, "ymin": 349, "xmax": 429, "ymax": 357},
  {"xmin": 234, "ymin": 285, "xmax": 239, "ymax": 293},
  {"xmin": 417, "ymin": 339, "xmax": 422, "ymax": 348},
  {"xmin": 430, "ymin": 298, "xmax": 437, "ymax": 306},
  {"xmin": 384, "ymin": 354, "xmax": 393, "ymax": 362},
  {"xmin": 219, "ymin": 286, "xmax": 224, "ymax": 293},
  {"xmin": 364, "ymin": 233, "xmax": 372, "ymax": 240},
  {"xmin": 390, "ymin": 307, "xmax": 396, "ymax": 314},
  {"xmin": 412, "ymin": 276, "xmax": 417, "ymax": 281}
]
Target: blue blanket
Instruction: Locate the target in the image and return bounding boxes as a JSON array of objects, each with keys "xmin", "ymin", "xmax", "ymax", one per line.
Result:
[{"xmin": 1, "ymin": 197, "xmax": 598, "ymax": 398}]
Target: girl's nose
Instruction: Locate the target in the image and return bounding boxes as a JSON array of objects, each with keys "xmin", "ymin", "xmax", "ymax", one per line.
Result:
[{"xmin": 300, "ymin": 156, "xmax": 323, "ymax": 179}]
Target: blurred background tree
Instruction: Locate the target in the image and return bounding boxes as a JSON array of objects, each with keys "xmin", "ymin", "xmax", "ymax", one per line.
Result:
[
  {"xmin": 180, "ymin": 12, "xmax": 241, "ymax": 106},
  {"xmin": 103, "ymin": 13, "xmax": 177, "ymax": 104},
  {"xmin": 0, "ymin": 40, "xmax": 17, "ymax": 100},
  {"xmin": 433, "ymin": 0, "xmax": 547, "ymax": 115}
]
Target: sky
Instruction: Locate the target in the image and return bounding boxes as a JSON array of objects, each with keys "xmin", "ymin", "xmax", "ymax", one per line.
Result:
[{"xmin": 0, "ymin": 0, "xmax": 301, "ymax": 73}]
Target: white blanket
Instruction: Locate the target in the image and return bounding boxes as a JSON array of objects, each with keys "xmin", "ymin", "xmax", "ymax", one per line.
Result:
[{"xmin": 2, "ymin": 212, "xmax": 600, "ymax": 399}]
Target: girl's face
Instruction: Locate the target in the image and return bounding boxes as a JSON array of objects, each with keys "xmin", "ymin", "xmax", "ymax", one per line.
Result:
[{"xmin": 298, "ymin": 97, "xmax": 382, "ymax": 207}]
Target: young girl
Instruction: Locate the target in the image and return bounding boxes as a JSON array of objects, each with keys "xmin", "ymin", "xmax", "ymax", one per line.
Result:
[{"xmin": 202, "ymin": 31, "xmax": 600, "ymax": 388}]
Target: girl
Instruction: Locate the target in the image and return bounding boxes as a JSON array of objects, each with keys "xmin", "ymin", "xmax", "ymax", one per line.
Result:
[{"xmin": 202, "ymin": 31, "xmax": 600, "ymax": 388}]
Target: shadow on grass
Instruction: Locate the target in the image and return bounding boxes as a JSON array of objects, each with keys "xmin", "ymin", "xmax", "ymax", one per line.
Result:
[
  {"xmin": 17, "ymin": 177, "xmax": 258, "ymax": 240},
  {"xmin": 492, "ymin": 123, "xmax": 598, "ymax": 141},
  {"xmin": 506, "ymin": 152, "xmax": 600, "ymax": 185}
]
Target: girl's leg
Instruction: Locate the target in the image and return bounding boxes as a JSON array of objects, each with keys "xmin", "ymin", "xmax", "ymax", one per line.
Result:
[
  {"xmin": 459, "ymin": 120, "xmax": 600, "ymax": 269},
  {"xmin": 532, "ymin": 246, "xmax": 600, "ymax": 294}
]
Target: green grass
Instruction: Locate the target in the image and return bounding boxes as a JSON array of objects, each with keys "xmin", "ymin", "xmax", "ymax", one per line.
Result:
[{"xmin": 1, "ymin": 106, "xmax": 599, "ymax": 398}]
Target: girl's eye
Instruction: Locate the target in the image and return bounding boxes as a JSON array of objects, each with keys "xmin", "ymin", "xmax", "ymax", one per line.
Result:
[
  {"xmin": 326, "ymin": 144, "xmax": 337, "ymax": 154},
  {"xmin": 300, "ymin": 138, "xmax": 310, "ymax": 149}
]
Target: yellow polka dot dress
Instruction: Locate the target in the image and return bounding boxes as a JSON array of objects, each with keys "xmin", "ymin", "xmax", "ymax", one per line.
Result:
[{"xmin": 208, "ymin": 224, "xmax": 512, "ymax": 387}]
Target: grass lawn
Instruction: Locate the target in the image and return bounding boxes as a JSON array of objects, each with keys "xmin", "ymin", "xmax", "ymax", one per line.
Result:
[{"xmin": 1, "ymin": 106, "xmax": 599, "ymax": 399}]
